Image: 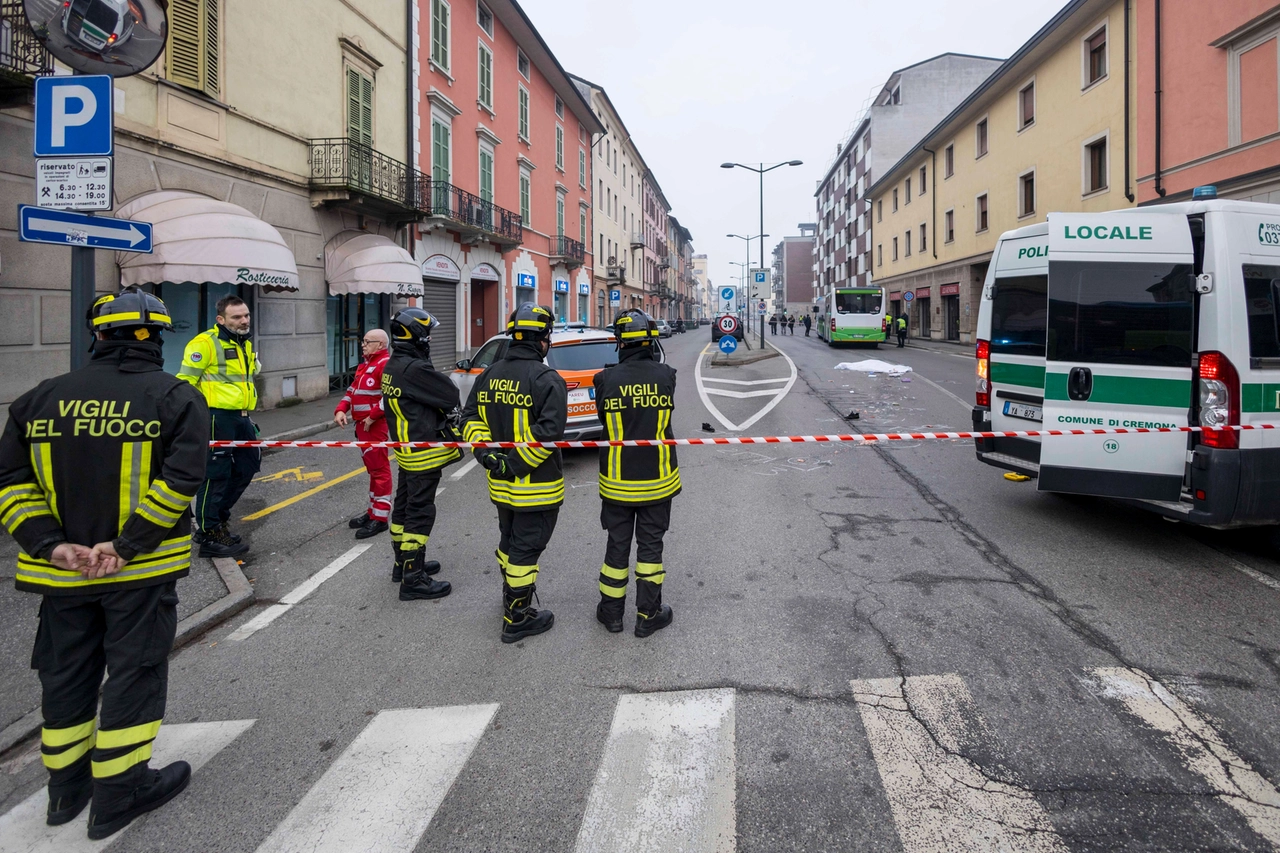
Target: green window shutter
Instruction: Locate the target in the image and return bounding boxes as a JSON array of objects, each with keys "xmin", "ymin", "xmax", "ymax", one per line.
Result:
[
  {"xmin": 432, "ymin": 0, "xmax": 449, "ymax": 69},
  {"xmin": 520, "ymin": 174, "xmax": 530, "ymax": 225},
  {"xmin": 556, "ymin": 196, "xmax": 564, "ymax": 236},
  {"xmin": 360, "ymin": 74, "xmax": 373, "ymax": 146},
  {"xmin": 478, "ymin": 47, "xmax": 492, "ymax": 108},
  {"xmin": 167, "ymin": 0, "xmax": 202, "ymax": 90},
  {"xmin": 518, "ymin": 88, "xmax": 529, "ymax": 139},
  {"xmin": 480, "ymin": 150, "xmax": 493, "ymax": 201},
  {"xmin": 347, "ymin": 69, "xmax": 362, "ymax": 144},
  {"xmin": 202, "ymin": 0, "xmax": 219, "ymax": 97}
]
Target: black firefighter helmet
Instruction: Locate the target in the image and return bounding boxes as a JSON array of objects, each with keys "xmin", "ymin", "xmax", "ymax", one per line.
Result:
[
  {"xmin": 613, "ymin": 309, "xmax": 659, "ymax": 349},
  {"xmin": 505, "ymin": 303, "xmax": 554, "ymax": 344},
  {"xmin": 87, "ymin": 286, "xmax": 174, "ymax": 343},
  {"xmin": 391, "ymin": 307, "xmax": 439, "ymax": 357}
]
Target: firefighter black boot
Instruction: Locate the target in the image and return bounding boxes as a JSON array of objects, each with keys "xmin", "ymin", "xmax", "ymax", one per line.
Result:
[
  {"xmin": 398, "ymin": 550, "xmax": 451, "ymax": 601},
  {"xmin": 502, "ymin": 584, "xmax": 554, "ymax": 643},
  {"xmin": 86, "ymin": 761, "xmax": 191, "ymax": 840},
  {"xmin": 392, "ymin": 547, "xmax": 440, "ymax": 583},
  {"xmin": 596, "ymin": 594, "xmax": 624, "ymax": 633},
  {"xmin": 634, "ymin": 580, "xmax": 672, "ymax": 638}
]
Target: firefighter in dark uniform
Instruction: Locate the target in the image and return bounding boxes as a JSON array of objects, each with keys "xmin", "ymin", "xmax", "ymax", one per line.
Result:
[
  {"xmin": 382, "ymin": 308, "xmax": 461, "ymax": 600},
  {"xmin": 0, "ymin": 288, "xmax": 208, "ymax": 838},
  {"xmin": 460, "ymin": 304, "xmax": 566, "ymax": 643},
  {"xmin": 593, "ymin": 310, "xmax": 678, "ymax": 637}
]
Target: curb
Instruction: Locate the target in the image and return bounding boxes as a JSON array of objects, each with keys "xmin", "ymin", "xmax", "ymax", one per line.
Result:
[
  {"xmin": 0, "ymin": 557, "xmax": 254, "ymax": 758},
  {"xmin": 710, "ymin": 349, "xmax": 780, "ymax": 367}
]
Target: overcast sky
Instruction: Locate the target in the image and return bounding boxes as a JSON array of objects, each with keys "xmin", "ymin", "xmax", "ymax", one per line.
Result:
[{"xmin": 519, "ymin": 0, "xmax": 1067, "ymax": 304}]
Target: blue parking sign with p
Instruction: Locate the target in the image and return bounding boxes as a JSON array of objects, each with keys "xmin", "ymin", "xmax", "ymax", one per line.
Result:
[{"xmin": 35, "ymin": 76, "xmax": 114, "ymax": 157}]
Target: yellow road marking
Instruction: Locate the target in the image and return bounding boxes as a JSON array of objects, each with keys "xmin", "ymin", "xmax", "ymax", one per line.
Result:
[
  {"xmin": 241, "ymin": 467, "xmax": 365, "ymax": 522},
  {"xmin": 253, "ymin": 467, "xmax": 325, "ymax": 484}
]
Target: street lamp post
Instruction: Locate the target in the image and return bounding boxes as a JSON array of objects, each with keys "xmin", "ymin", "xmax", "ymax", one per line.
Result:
[
  {"xmin": 728, "ymin": 233, "xmax": 767, "ymax": 337},
  {"xmin": 722, "ymin": 160, "xmax": 803, "ymax": 351}
]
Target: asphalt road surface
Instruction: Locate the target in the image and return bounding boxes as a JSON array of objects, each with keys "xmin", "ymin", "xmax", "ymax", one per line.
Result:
[{"xmin": 2, "ymin": 330, "xmax": 1280, "ymax": 852}]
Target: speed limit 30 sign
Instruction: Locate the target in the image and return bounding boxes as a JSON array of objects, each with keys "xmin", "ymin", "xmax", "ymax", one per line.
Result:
[{"xmin": 718, "ymin": 316, "xmax": 739, "ymax": 335}]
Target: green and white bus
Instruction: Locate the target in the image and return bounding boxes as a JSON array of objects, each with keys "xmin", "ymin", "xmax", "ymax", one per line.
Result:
[{"xmin": 816, "ymin": 286, "xmax": 886, "ymax": 346}]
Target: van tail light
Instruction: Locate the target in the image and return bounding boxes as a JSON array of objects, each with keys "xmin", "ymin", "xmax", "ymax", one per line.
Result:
[
  {"xmin": 564, "ymin": 381, "xmax": 580, "ymax": 390},
  {"xmin": 975, "ymin": 339, "xmax": 990, "ymax": 408},
  {"xmin": 1198, "ymin": 351, "xmax": 1239, "ymax": 449}
]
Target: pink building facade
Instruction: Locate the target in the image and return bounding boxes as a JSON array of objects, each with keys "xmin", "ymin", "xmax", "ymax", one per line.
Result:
[
  {"xmin": 413, "ymin": 0, "xmax": 601, "ymax": 364},
  {"xmin": 1138, "ymin": 1, "xmax": 1280, "ymax": 204},
  {"xmin": 642, "ymin": 174, "xmax": 671, "ymax": 318}
]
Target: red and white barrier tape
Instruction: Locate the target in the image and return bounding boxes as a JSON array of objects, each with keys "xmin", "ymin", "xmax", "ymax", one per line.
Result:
[{"xmin": 211, "ymin": 423, "xmax": 1278, "ymax": 450}]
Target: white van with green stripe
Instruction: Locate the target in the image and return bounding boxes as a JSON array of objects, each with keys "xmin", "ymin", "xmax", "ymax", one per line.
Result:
[{"xmin": 974, "ymin": 193, "xmax": 1280, "ymax": 530}]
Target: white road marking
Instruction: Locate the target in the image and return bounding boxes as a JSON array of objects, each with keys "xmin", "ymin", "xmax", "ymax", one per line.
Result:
[
  {"xmin": 851, "ymin": 675, "xmax": 1067, "ymax": 853},
  {"xmin": 449, "ymin": 458, "xmax": 479, "ymax": 480},
  {"xmin": 1206, "ymin": 550, "xmax": 1280, "ymax": 592},
  {"xmin": 698, "ymin": 376, "xmax": 790, "ymax": 386},
  {"xmin": 0, "ymin": 720, "xmax": 255, "ymax": 853},
  {"xmin": 694, "ymin": 344, "xmax": 797, "ymax": 433},
  {"xmin": 227, "ymin": 544, "xmax": 371, "ymax": 642},
  {"xmin": 703, "ymin": 388, "xmax": 789, "ymax": 400},
  {"xmin": 254, "ymin": 705, "xmax": 498, "ymax": 853},
  {"xmin": 911, "ymin": 372, "xmax": 972, "ymax": 412},
  {"xmin": 1094, "ymin": 667, "xmax": 1280, "ymax": 845},
  {"xmin": 574, "ymin": 688, "xmax": 736, "ymax": 853}
]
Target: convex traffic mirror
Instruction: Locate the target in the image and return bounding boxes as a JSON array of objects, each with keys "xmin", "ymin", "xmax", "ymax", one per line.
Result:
[{"xmin": 24, "ymin": 0, "xmax": 168, "ymax": 77}]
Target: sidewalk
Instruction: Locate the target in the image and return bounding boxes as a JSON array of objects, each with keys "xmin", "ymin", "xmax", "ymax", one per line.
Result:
[
  {"xmin": 903, "ymin": 336, "xmax": 974, "ymax": 355},
  {"xmin": 253, "ymin": 391, "xmax": 345, "ymax": 441}
]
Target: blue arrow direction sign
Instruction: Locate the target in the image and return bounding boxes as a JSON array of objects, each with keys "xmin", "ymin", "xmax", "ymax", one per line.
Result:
[
  {"xmin": 720, "ymin": 286, "xmax": 735, "ymax": 301},
  {"xmin": 718, "ymin": 336, "xmax": 738, "ymax": 355},
  {"xmin": 19, "ymin": 206, "xmax": 153, "ymax": 252}
]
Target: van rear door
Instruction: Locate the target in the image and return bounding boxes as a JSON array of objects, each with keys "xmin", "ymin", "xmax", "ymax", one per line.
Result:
[
  {"xmin": 1039, "ymin": 212, "xmax": 1196, "ymax": 501},
  {"xmin": 988, "ymin": 226, "xmax": 1048, "ymax": 462}
]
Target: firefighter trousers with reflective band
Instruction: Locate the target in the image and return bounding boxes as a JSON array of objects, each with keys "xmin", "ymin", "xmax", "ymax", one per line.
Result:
[
  {"xmin": 391, "ymin": 470, "xmax": 440, "ymax": 553},
  {"xmin": 599, "ymin": 501, "xmax": 669, "ymax": 613},
  {"xmin": 195, "ymin": 409, "xmax": 260, "ymax": 532},
  {"xmin": 33, "ymin": 581, "xmax": 177, "ymax": 805},
  {"xmin": 496, "ymin": 506, "xmax": 558, "ymax": 591}
]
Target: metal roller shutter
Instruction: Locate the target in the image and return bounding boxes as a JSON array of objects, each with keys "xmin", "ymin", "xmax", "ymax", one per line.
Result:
[{"xmin": 420, "ymin": 279, "xmax": 458, "ymax": 370}]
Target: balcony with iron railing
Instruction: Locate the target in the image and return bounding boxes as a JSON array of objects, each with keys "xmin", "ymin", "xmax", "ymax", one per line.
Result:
[
  {"xmin": 418, "ymin": 178, "xmax": 522, "ymax": 249},
  {"xmin": 309, "ymin": 138, "xmax": 419, "ymax": 219},
  {"xmin": 549, "ymin": 235, "xmax": 584, "ymax": 269},
  {"xmin": 0, "ymin": 2, "xmax": 52, "ymax": 106}
]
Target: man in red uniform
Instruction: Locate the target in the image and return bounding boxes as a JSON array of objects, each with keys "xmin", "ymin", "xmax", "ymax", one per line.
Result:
[{"xmin": 334, "ymin": 329, "xmax": 392, "ymax": 539}]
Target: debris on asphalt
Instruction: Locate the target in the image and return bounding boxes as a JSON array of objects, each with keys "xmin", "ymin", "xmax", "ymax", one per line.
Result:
[
  {"xmin": 1004, "ymin": 472, "xmax": 1032, "ymax": 482},
  {"xmin": 845, "ymin": 411, "xmax": 860, "ymax": 420},
  {"xmin": 701, "ymin": 422, "xmax": 715, "ymax": 432}
]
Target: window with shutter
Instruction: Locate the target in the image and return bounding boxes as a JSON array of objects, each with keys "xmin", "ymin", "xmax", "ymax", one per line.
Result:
[
  {"xmin": 347, "ymin": 69, "xmax": 374, "ymax": 190},
  {"xmin": 432, "ymin": 0, "xmax": 450, "ymax": 71},
  {"xmin": 167, "ymin": 0, "xmax": 218, "ymax": 97}
]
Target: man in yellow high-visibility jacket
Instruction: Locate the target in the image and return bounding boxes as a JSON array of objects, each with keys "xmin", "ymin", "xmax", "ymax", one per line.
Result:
[{"xmin": 176, "ymin": 295, "xmax": 258, "ymax": 558}]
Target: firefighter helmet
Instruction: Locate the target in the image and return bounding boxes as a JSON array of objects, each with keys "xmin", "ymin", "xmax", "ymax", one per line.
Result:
[
  {"xmin": 391, "ymin": 307, "xmax": 439, "ymax": 356},
  {"xmin": 613, "ymin": 309, "xmax": 659, "ymax": 348},
  {"xmin": 505, "ymin": 303, "xmax": 555, "ymax": 342},
  {"xmin": 87, "ymin": 286, "xmax": 173, "ymax": 341}
]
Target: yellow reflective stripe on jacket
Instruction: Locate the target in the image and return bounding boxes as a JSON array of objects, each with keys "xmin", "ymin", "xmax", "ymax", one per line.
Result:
[
  {"xmin": 117, "ymin": 441, "xmax": 153, "ymax": 533},
  {"xmin": 16, "ymin": 536, "xmax": 191, "ymax": 590},
  {"xmin": 30, "ymin": 443, "xmax": 60, "ymax": 523},
  {"xmin": 513, "ymin": 409, "xmax": 552, "ymax": 468},
  {"xmin": 388, "ymin": 398, "xmax": 461, "ymax": 471},
  {"xmin": 463, "ymin": 409, "xmax": 491, "ymax": 443},
  {"xmin": 97, "ymin": 719, "xmax": 161, "ymax": 750},
  {"xmin": 92, "ymin": 742, "xmax": 152, "ymax": 778},
  {"xmin": 0, "ymin": 483, "xmax": 54, "ymax": 533},
  {"xmin": 486, "ymin": 478, "xmax": 564, "ymax": 507},
  {"xmin": 606, "ymin": 412, "xmax": 623, "ymax": 481},
  {"xmin": 598, "ymin": 470, "xmax": 682, "ymax": 503},
  {"xmin": 43, "ymin": 719, "xmax": 96, "ymax": 748},
  {"xmin": 657, "ymin": 409, "xmax": 672, "ymax": 479}
]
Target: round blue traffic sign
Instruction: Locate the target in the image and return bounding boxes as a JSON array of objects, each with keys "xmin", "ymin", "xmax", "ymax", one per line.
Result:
[
  {"xmin": 903, "ymin": 291, "xmax": 915, "ymax": 302},
  {"xmin": 720, "ymin": 286, "xmax": 735, "ymax": 302},
  {"xmin": 718, "ymin": 336, "xmax": 738, "ymax": 355}
]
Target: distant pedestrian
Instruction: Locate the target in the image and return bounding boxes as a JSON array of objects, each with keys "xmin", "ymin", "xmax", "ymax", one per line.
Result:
[
  {"xmin": 787, "ymin": 315, "xmax": 796, "ymax": 335},
  {"xmin": 769, "ymin": 315, "xmax": 777, "ymax": 335},
  {"xmin": 802, "ymin": 314, "xmax": 812, "ymax": 336},
  {"xmin": 896, "ymin": 315, "xmax": 907, "ymax": 348}
]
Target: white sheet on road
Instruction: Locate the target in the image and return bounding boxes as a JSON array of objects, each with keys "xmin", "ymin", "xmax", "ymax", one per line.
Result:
[
  {"xmin": 0, "ymin": 720, "xmax": 256, "ymax": 853},
  {"xmin": 834, "ymin": 360, "xmax": 913, "ymax": 375},
  {"xmin": 575, "ymin": 688, "xmax": 736, "ymax": 853},
  {"xmin": 254, "ymin": 705, "xmax": 498, "ymax": 853}
]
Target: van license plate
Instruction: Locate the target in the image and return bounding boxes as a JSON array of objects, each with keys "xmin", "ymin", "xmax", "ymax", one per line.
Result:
[
  {"xmin": 1003, "ymin": 401, "xmax": 1042, "ymax": 422},
  {"xmin": 567, "ymin": 389, "xmax": 590, "ymax": 405}
]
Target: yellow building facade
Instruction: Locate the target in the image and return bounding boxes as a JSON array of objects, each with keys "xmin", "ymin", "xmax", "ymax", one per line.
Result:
[{"xmin": 870, "ymin": 0, "xmax": 1135, "ymax": 344}]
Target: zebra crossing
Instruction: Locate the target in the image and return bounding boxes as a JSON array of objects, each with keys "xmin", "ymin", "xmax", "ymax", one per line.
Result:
[{"xmin": 1, "ymin": 670, "xmax": 1277, "ymax": 852}]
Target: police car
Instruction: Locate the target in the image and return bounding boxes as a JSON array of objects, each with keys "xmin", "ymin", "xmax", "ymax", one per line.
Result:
[
  {"xmin": 974, "ymin": 189, "xmax": 1280, "ymax": 534},
  {"xmin": 62, "ymin": 0, "xmax": 136, "ymax": 53},
  {"xmin": 453, "ymin": 323, "xmax": 664, "ymax": 442}
]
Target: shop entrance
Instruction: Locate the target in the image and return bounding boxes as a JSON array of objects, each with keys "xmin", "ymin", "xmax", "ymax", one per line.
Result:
[
  {"xmin": 944, "ymin": 294, "xmax": 960, "ymax": 341},
  {"xmin": 916, "ymin": 297, "xmax": 931, "ymax": 338},
  {"xmin": 470, "ymin": 279, "xmax": 499, "ymax": 351},
  {"xmin": 326, "ymin": 293, "xmax": 389, "ymax": 390},
  {"xmin": 156, "ymin": 282, "xmax": 248, "ymax": 375}
]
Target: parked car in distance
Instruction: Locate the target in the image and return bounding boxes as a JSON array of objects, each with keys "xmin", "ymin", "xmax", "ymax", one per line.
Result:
[
  {"xmin": 655, "ymin": 319, "xmax": 672, "ymax": 338},
  {"xmin": 710, "ymin": 315, "xmax": 745, "ymax": 342}
]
